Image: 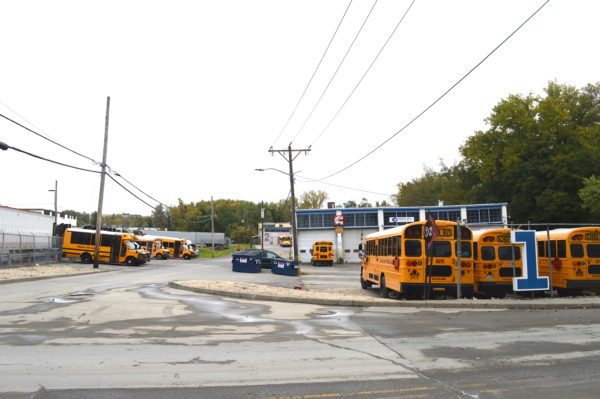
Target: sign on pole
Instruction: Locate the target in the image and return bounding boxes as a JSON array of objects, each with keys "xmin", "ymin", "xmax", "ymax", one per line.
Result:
[{"xmin": 334, "ymin": 215, "xmax": 345, "ymax": 226}]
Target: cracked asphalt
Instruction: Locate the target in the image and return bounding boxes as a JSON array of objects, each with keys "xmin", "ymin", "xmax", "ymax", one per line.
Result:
[{"xmin": 1, "ymin": 257, "xmax": 599, "ymax": 398}]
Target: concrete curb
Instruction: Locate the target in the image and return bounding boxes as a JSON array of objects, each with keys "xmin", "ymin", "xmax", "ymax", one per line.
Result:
[
  {"xmin": 0, "ymin": 269, "xmax": 110, "ymax": 285},
  {"xmin": 168, "ymin": 281, "xmax": 600, "ymax": 309}
]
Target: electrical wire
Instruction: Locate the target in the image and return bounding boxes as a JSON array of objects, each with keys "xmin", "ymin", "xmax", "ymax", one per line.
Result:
[
  {"xmin": 109, "ymin": 169, "xmax": 169, "ymax": 209},
  {"xmin": 317, "ymin": 0, "xmax": 552, "ymax": 181},
  {"xmin": 0, "ymin": 104, "xmax": 170, "ymax": 210},
  {"xmin": 271, "ymin": 0, "xmax": 354, "ymax": 148},
  {"xmin": 1, "ymin": 141, "xmax": 101, "ymax": 173},
  {"xmin": 289, "ymin": 0, "xmax": 379, "ymax": 144},
  {"xmin": 0, "ymin": 111, "xmax": 99, "ymax": 165},
  {"xmin": 296, "ymin": 173, "xmax": 393, "ymax": 196},
  {"xmin": 106, "ymin": 174, "xmax": 156, "ymax": 210},
  {"xmin": 311, "ymin": 0, "xmax": 417, "ymax": 146}
]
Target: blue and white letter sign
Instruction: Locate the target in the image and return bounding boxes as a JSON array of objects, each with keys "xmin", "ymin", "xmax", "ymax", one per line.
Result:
[{"xmin": 511, "ymin": 230, "xmax": 549, "ymax": 291}]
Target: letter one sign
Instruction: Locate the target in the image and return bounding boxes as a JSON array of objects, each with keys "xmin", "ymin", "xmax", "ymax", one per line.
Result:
[
  {"xmin": 511, "ymin": 230, "xmax": 549, "ymax": 291},
  {"xmin": 334, "ymin": 215, "xmax": 345, "ymax": 226}
]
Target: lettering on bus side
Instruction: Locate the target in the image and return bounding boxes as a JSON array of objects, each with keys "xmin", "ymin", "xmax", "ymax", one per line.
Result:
[
  {"xmin": 584, "ymin": 233, "xmax": 600, "ymax": 241},
  {"xmin": 496, "ymin": 235, "xmax": 511, "ymax": 243},
  {"xmin": 511, "ymin": 230, "xmax": 549, "ymax": 291}
]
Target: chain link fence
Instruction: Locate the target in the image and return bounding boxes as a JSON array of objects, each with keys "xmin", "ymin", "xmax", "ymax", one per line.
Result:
[{"xmin": 0, "ymin": 233, "xmax": 63, "ymax": 269}]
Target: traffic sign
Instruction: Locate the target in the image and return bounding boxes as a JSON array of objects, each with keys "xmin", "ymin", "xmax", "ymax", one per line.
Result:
[{"xmin": 334, "ymin": 215, "xmax": 345, "ymax": 226}]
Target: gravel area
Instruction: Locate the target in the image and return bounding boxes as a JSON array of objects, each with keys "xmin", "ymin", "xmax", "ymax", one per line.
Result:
[{"xmin": 0, "ymin": 264, "xmax": 104, "ymax": 282}]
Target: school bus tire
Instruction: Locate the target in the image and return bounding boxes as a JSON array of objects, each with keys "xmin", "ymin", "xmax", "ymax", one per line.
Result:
[
  {"xmin": 360, "ymin": 268, "xmax": 372, "ymax": 289},
  {"xmin": 380, "ymin": 275, "xmax": 390, "ymax": 298},
  {"xmin": 183, "ymin": 254, "xmax": 191, "ymax": 260},
  {"xmin": 155, "ymin": 253, "xmax": 163, "ymax": 260},
  {"xmin": 126, "ymin": 257, "xmax": 138, "ymax": 266},
  {"xmin": 80, "ymin": 253, "xmax": 92, "ymax": 264}
]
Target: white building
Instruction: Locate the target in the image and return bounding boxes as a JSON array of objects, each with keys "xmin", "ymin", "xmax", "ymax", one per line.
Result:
[{"xmin": 296, "ymin": 203, "xmax": 508, "ymax": 263}]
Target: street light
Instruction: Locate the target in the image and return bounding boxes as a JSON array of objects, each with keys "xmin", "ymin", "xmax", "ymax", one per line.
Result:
[
  {"xmin": 255, "ymin": 167, "xmax": 300, "ymax": 262},
  {"xmin": 48, "ymin": 180, "xmax": 57, "ymax": 236}
]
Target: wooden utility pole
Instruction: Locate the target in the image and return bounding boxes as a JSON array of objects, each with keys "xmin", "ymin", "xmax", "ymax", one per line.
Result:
[
  {"xmin": 211, "ymin": 196, "xmax": 215, "ymax": 258},
  {"xmin": 268, "ymin": 145, "xmax": 311, "ymax": 262},
  {"xmin": 93, "ymin": 96, "xmax": 110, "ymax": 269}
]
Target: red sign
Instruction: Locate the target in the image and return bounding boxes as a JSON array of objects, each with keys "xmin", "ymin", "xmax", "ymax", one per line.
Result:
[{"xmin": 334, "ymin": 215, "xmax": 345, "ymax": 226}]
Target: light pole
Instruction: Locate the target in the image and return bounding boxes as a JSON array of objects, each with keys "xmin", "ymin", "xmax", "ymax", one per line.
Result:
[
  {"xmin": 255, "ymin": 168, "xmax": 300, "ymax": 262},
  {"xmin": 48, "ymin": 180, "xmax": 57, "ymax": 236}
]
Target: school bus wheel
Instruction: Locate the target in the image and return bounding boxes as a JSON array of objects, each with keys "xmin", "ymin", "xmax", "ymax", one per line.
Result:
[
  {"xmin": 380, "ymin": 275, "xmax": 390, "ymax": 298},
  {"xmin": 183, "ymin": 254, "xmax": 191, "ymax": 260},
  {"xmin": 126, "ymin": 257, "xmax": 137, "ymax": 266},
  {"xmin": 80, "ymin": 253, "xmax": 92, "ymax": 264},
  {"xmin": 156, "ymin": 253, "xmax": 163, "ymax": 260},
  {"xmin": 360, "ymin": 269, "xmax": 372, "ymax": 289}
]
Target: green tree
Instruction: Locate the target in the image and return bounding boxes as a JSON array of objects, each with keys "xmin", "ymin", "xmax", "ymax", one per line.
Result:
[
  {"xmin": 298, "ymin": 190, "xmax": 328, "ymax": 209},
  {"xmin": 343, "ymin": 200, "xmax": 357, "ymax": 208},
  {"xmin": 459, "ymin": 81, "xmax": 600, "ymax": 222},
  {"xmin": 579, "ymin": 176, "xmax": 600, "ymax": 220},
  {"xmin": 358, "ymin": 198, "xmax": 372, "ymax": 208}
]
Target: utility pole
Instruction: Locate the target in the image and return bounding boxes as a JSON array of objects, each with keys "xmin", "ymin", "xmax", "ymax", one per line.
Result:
[
  {"xmin": 48, "ymin": 180, "xmax": 58, "ymax": 236},
  {"xmin": 261, "ymin": 202, "xmax": 265, "ymax": 250},
  {"xmin": 211, "ymin": 196, "xmax": 215, "ymax": 258},
  {"xmin": 268, "ymin": 144, "xmax": 311, "ymax": 262},
  {"xmin": 93, "ymin": 96, "xmax": 110, "ymax": 269}
]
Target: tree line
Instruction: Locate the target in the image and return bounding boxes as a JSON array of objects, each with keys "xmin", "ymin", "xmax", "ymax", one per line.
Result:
[
  {"xmin": 64, "ymin": 82, "xmax": 600, "ymax": 239},
  {"xmin": 394, "ymin": 82, "xmax": 600, "ymax": 223}
]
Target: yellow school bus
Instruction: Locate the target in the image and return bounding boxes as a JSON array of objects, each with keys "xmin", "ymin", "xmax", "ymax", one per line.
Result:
[
  {"xmin": 155, "ymin": 236, "xmax": 196, "ymax": 260},
  {"xmin": 278, "ymin": 235, "xmax": 292, "ymax": 247},
  {"xmin": 360, "ymin": 220, "xmax": 474, "ymax": 299},
  {"xmin": 536, "ymin": 227, "xmax": 600, "ymax": 295},
  {"xmin": 62, "ymin": 228, "xmax": 149, "ymax": 266},
  {"xmin": 311, "ymin": 241, "xmax": 334, "ymax": 266},
  {"xmin": 472, "ymin": 228, "xmax": 523, "ymax": 298},
  {"xmin": 134, "ymin": 235, "xmax": 170, "ymax": 260}
]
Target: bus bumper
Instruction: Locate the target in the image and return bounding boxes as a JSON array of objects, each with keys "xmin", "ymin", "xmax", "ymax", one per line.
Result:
[{"xmin": 401, "ymin": 283, "xmax": 474, "ymax": 297}]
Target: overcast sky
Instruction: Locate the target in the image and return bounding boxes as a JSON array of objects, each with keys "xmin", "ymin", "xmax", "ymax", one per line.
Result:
[{"xmin": 1, "ymin": 0, "xmax": 598, "ymax": 216}]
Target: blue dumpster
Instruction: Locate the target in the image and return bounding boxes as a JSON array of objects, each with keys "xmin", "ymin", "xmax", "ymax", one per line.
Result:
[
  {"xmin": 271, "ymin": 259, "xmax": 300, "ymax": 276},
  {"xmin": 232, "ymin": 250, "xmax": 262, "ymax": 273}
]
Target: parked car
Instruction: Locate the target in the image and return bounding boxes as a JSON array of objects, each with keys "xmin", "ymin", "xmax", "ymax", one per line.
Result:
[{"xmin": 232, "ymin": 249, "xmax": 286, "ymax": 269}]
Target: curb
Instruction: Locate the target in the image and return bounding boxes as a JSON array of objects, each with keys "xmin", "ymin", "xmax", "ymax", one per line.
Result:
[
  {"xmin": 0, "ymin": 269, "xmax": 110, "ymax": 285},
  {"xmin": 167, "ymin": 281, "xmax": 600, "ymax": 309}
]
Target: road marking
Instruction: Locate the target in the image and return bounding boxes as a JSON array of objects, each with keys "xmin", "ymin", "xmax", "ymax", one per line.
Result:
[{"xmin": 262, "ymin": 386, "xmax": 435, "ymax": 399}]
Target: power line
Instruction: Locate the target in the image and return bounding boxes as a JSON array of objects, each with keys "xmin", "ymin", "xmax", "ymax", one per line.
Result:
[
  {"xmin": 0, "ymin": 104, "xmax": 170, "ymax": 210},
  {"xmin": 318, "ymin": 0, "xmax": 552, "ymax": 181},
  {"xmin": 110, "ymin": 170, "xmax": 168, "ymax": 209},
  {"xmin": 311, "ymin": 0, "xmax": 417, "ymax": 146},
  {"xmin": 0, "ymin": 111, "xmax": 99, "ymax": 164},
  {"xmin": 106, "ymin": 174, "xmax": 156, "ymax": 210},
  {"xmin": 289, "ymin": 0, "xmax": 379, "ymax": 144},
  {"xmin": 271, "ymin": 0, "xmax": 354, "ymax": 148},
  {"xmin": 296, "ymin": 173, "xmax": 393, "ymax": 196},
  {"xmin": 0, "ymin": 140, "xmax": 101, "ymax": 173}
]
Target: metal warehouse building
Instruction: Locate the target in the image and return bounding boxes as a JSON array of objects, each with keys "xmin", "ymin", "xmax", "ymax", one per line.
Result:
[{"xmin": 296, "ymin": 203, "xmax": 508, "ymax": 263}]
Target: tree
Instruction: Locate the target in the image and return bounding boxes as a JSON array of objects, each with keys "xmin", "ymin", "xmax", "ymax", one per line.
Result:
[
  {"xmin": 298, "ymin": 190, "xmax": 328, "ymax": 209},
  {"xmin": 343, "ymin": 200, "xmax": 357, "ymax": 208},
  {"xmin": 358, "ymin": 198, "xmax": 372, "ymax": 208},
  {"xmin": 458, "ymin": 82, "xmax": 600, "ymax": 222},
  {"xmin": 394, "ymin": 164, "xmax": 468, "ymax": 206},
  {"xmin": 579, "ymin": 176, "xmax": 600, "ymax": 220}
]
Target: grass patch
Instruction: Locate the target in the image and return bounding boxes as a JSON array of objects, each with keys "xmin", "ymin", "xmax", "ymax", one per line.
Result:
[{"xmin": 197, "ymin": 243, "xmax": 253, "ymax": 258}]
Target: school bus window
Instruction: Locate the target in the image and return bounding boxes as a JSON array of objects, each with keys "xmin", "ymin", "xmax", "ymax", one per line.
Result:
[
  {"xmin": 498, "ymin": 246, "xmax": 521, "ymax": 260},
  {"xmin": 481, "ymin": 246, "xmax": 495, "ymax": 261},
  {"xmin": 72, "ymin": 232, "xmax": 92, "ymax": 245},
  {"xmin": 537, "ymin": 241, "xmax": 545, "ymax": 257},
  {"xmin": 456, "ymin": 241, "xmax": 472, "ymax": 258},
  {"xmin": 588, "ymin": 244, "xmax": 600, "ymax": 258},
  {"xmin": 405, "ymin": 240, "xmax": 421, "ymax": 257},
  {"xmin": 430, "ymin": 241, "xmax": 451, "ymax": 257},
  {"xmin": 570, "ymin": 244, "xmax": 584, "ymax": 258},
  {"xmin": 473, "ymin": 242, "xmax": 478, "ymax": 260},
  {"xmin": 557, "ymin": 240, "xmax": 566, "ymax": 258}
]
